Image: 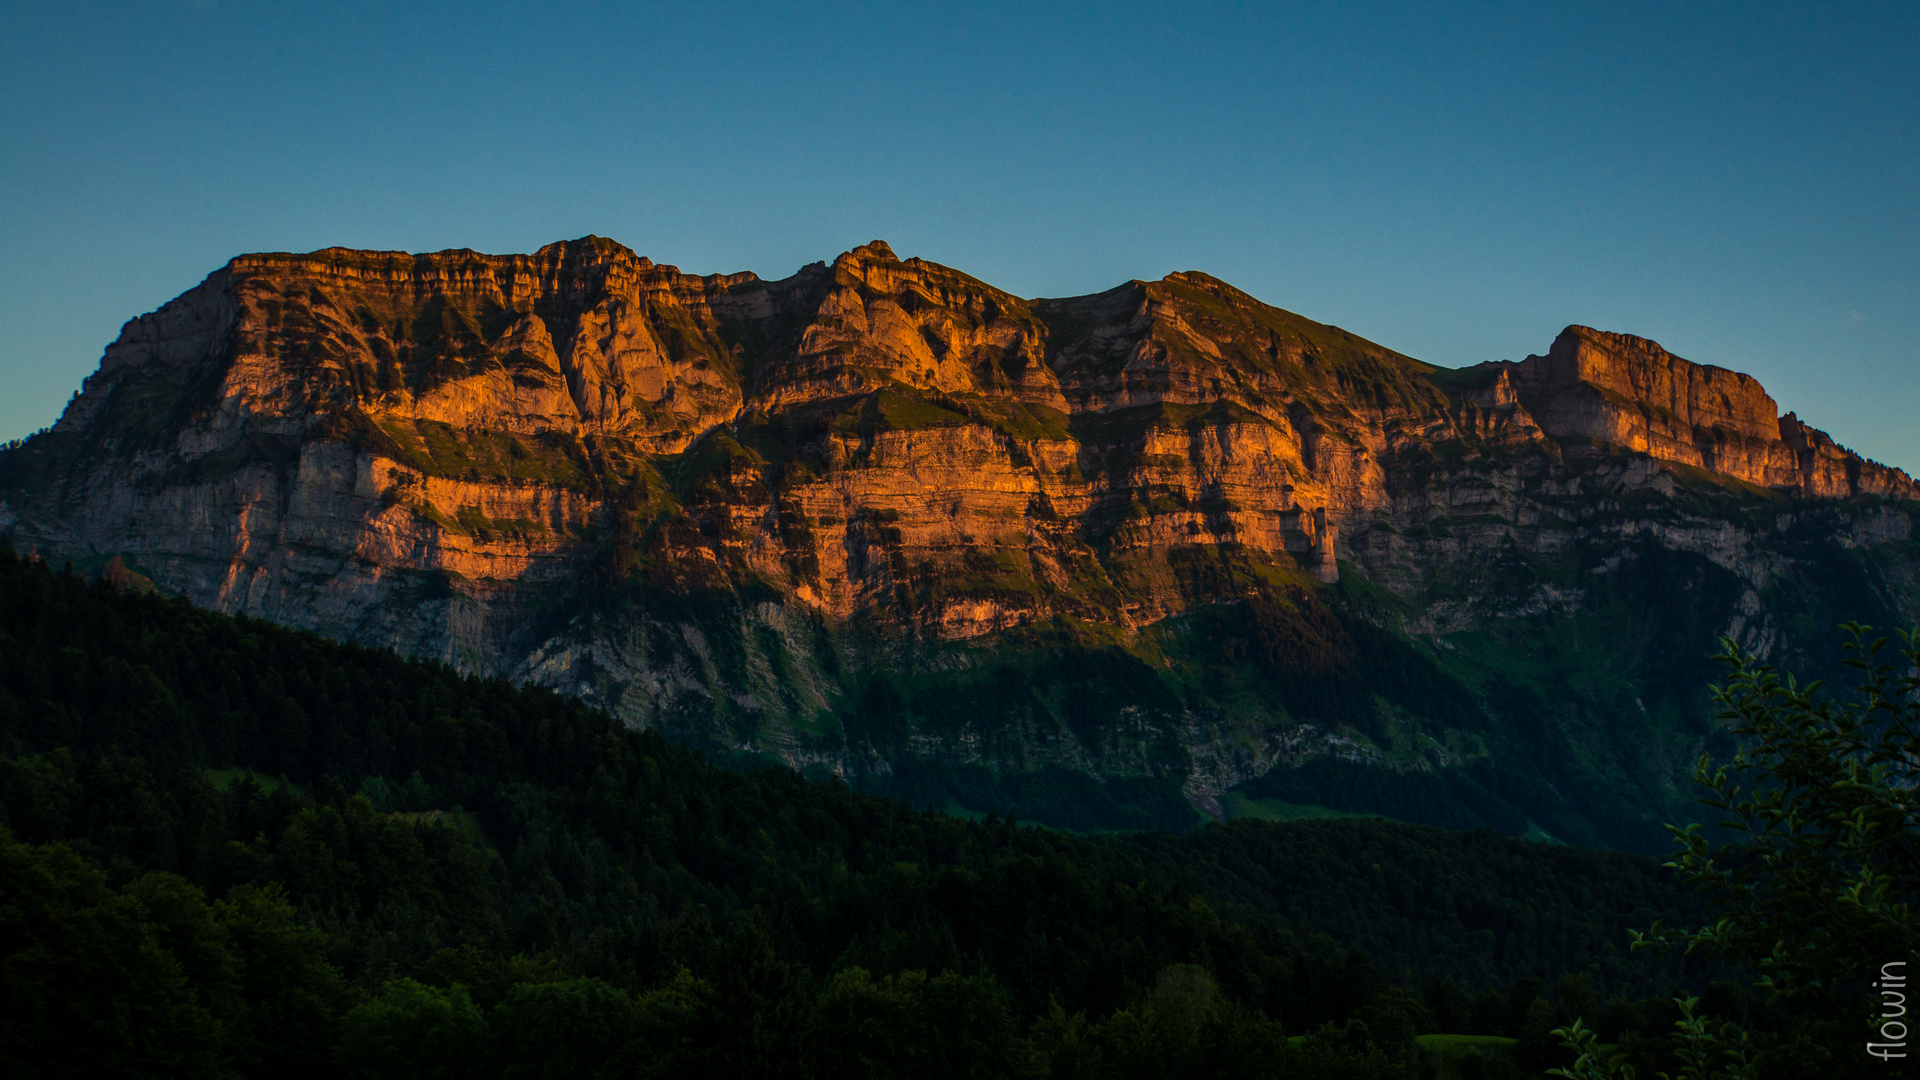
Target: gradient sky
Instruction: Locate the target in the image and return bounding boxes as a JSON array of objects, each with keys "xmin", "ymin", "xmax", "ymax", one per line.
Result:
[{"xmin": 3, "ymin": 2, "xmax": 1916, "ymax": 469}]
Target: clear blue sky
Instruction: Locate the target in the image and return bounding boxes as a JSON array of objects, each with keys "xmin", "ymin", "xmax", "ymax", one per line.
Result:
[{"xmin": 4, "ymin": 2, "xmax": 1916, "ymax": 469}]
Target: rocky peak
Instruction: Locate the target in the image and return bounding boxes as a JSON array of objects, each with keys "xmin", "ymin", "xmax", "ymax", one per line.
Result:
[
  {"xmin": 839, "ymin": 239, "xmax": 898, "ymax": 263},
  {"xmin": 1463, "ymin": 366, "xmax": 1519, "ymax": 410},
  {"xmin": 1514, "ymin": 325, "xmax": 1781, "ymax": 441},
  {"xmin": 1494, "ymin": 325, "xmax": 1912, "ymax": 499},
  {"xmin": 755, "ymin": 242, "xmax": 1063, "ymax": 411},
  {"xmin": 1039, "ymin": 270, "xmax": 1447, "ymax": 437},
  {"xmin": 534, "ymin": 234, "xmax": 641, "ymax": 263}
]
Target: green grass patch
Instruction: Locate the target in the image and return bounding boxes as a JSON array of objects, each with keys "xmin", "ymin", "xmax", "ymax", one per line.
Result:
[
  {"xmin": 204, "ymin": 768, "xmax": 307, "ymax": 796},
  {"xmin": 829, "ymin": 385, "xmax": 1073, "ymax": 444},
  {"xmin": 1417, "ymin": 1033, "xmax": 1522, "ymax": 1080},
  {"xmin": 875, "ymin": 386, "xmax": 972, "ymax": 431},
  {"xmin": 929, "ymin": 547, "xmax": 1042, "ymax": 603},
  {"xmin": 1220, "ymin": 791, "xmax": 1383, "ymax": 823},
  {"xmin": 1417, "ymin": 1035, "xmax": 1518, "ymax": 1048},
  {"xmin": 451, "ymin": 505, "xmax": 548, "ymax": 542},
  {"xmin": 658, "ymin": 430, "xmax": 765, "ymax": 500},
  {"xmin": 367, "ymin": 417, "xmax": 593, "ymax": 488},
  {"xmin": 939, "ymin": 798, "xmax": 987, "ymax": 822}
]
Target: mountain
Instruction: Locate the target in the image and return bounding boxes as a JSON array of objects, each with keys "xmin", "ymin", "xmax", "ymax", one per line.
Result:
[{"xmin": 3, "ymin": 237, "xmax": 1915, "ymax": 849}]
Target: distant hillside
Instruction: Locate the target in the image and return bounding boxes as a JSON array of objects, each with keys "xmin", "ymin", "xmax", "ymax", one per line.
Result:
[
  {"xmin": 0, "ymin": 546, "xmax": 1741, "ymax": 1076},
  {"xmin": 3, "ymin": 237, "xmax": 1915, "ymax": 847}
]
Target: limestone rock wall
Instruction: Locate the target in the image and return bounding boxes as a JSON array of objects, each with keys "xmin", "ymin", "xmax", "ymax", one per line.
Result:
[
  {"xmin": 3, "ymin": 236, "xmax": 1915, "ymax": 800},
  {"xmin": 1499, "ymin": 325, "xmax": 1914, "ymax": 500}
]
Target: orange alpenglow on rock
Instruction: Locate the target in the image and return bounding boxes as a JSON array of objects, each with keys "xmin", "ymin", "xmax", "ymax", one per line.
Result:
[
  {"xmin": 1495, "ymin": 326, "xmax": 1908, "ymax": 499},
  {"xmin": 0, "ymin": 237, "xmax": 1909, "ymax": 767}
]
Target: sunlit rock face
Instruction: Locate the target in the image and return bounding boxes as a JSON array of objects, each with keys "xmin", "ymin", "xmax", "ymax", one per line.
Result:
[
  {"xmin": 1492, "ymin": 326, "xmax": 1911, "ymax": 499},
  {"xmin": 4, "ymin": 236, "xmax": 1914, "ymax": 844}
]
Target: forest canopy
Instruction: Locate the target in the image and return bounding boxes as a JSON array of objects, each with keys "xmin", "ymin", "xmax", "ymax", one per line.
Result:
[{"xmin": 0, "ymin": 549, "xmax": 1735, "ymax": 1078}]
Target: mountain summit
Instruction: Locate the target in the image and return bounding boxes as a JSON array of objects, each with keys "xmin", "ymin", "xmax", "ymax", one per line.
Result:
[{"xmin": 3, "ymin": 239, "xmax": 1913, "ymax": 848}]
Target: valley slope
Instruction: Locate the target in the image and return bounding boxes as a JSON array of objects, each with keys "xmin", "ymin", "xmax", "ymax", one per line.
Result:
[{"xmin": 4, "ymin": 237, "xmax": 1914, "ymax": 849}]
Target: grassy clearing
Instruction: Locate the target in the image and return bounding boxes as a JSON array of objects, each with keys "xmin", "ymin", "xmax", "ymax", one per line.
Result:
[
  {"xmin": 875, "ymin": 387, "xmax": 971, "ymax": 431},
  {"xmin": 1417, "ymin": 1034, "xmax": 1523, "ymax": 1080},
  {"xmin": 1220, "ymin": 791, "xmax": 1382, "ymax": 824},
  {"xmin": 825, "ymin": 384, "xmax": 1072, "ymax": 444},
  {"xmin": 204, "ymin": 768, "xmax": 307, "ymax": 796},
  {"xmin": 380, "ymin": 419, "xmax": 594, "ymax": 488},
  {"xmin": 940, "ymin": 798, "xmax": 988, "ymax": 822},
  {"xmin": 1417, "ymin": 1034, "xmax": 1518, "ymax": 1048}
]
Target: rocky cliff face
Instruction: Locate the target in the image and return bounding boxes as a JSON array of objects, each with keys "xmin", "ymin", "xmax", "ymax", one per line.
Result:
[
  {"xmin": 4, "ymin": 237, "xmax": 1915, "ymax": 848},
  {"xmin": 1494, "ymin": 326, "xmax": 1912, "ymax": 499}
]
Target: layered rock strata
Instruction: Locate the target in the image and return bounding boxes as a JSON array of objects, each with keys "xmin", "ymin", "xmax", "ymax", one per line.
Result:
[
  {"xmin": 2, "ymin": 237, "xmax": 1913, "ymax": 829},
  {"xmin": 1496, "ymin": 325, "xmax": 1912, "ymax": 499}
]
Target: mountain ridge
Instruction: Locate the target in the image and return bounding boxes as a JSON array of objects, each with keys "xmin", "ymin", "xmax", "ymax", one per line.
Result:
[{"xmin": 3, "ymin": 237, "xmax": 1915, "ymax": 849}]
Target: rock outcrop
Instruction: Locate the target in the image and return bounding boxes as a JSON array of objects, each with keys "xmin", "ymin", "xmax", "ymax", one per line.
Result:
[{"xmin": 1495, "ymin": 325, "xmax": 1913, "ymax": 499}]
